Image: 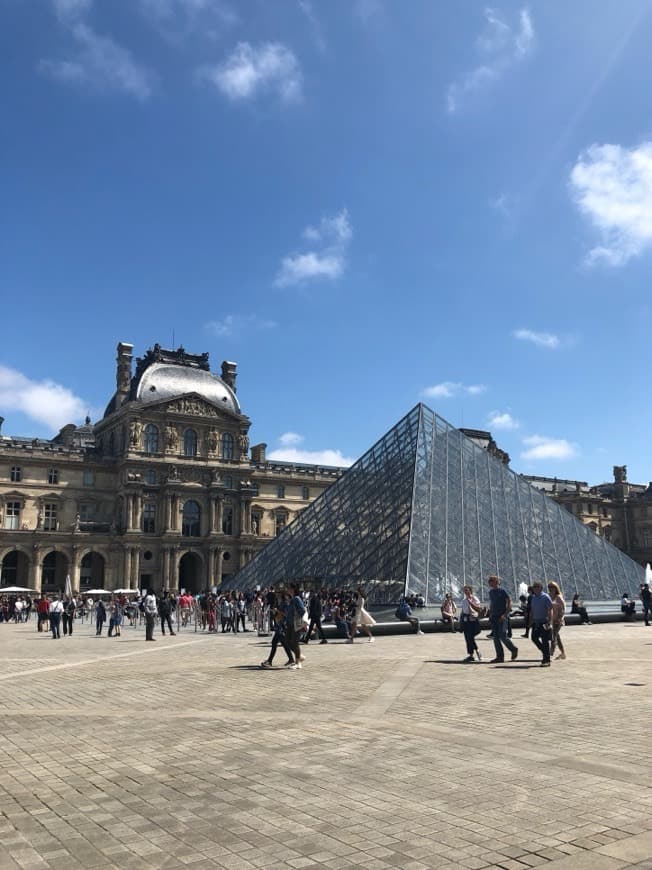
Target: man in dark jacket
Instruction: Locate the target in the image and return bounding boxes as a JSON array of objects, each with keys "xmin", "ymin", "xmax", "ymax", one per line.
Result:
[
  {"xmin": 305, "ymin": 589, "xmax": 327, "ymax": 644},
  {"xmin": 159, "ymin": 591, "xmax": 176, "ymax": 636}
]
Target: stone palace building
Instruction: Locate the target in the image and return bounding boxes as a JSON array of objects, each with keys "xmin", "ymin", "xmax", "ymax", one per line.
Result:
[{"xmin": 0, "ymin": 343, "xmax": 341, "ymax": 594}]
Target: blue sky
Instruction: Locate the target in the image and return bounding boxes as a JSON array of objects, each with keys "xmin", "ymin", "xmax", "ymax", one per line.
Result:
[{"xmin": 2, "ymin": 0, "xmax": 652, "ymax": 484}]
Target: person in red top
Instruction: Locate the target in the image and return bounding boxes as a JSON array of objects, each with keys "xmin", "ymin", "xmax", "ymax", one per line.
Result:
[{"xmin": 36, "ymin": 595, "xmax": 50, "ymax": 633}]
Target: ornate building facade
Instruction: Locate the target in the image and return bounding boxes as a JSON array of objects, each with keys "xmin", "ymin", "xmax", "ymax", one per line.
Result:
[{"xmin": 0, "ymin": 343, "xmax": 341, "ymax": 594}]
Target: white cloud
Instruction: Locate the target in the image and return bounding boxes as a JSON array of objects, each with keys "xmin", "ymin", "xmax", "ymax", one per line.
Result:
[
  {"xmin": 40, "ymin": 18, "xmax": 154, "ymax": 99},
  {"xmin": 205, "ymin": 314, "xmax": 277, "ymax": 338},
  {"xmin": 513, "ymin": 328, "xmax": 560, "ymax": 349},
  {"xmin": 298, "ymin": 0, "xmax": 327, "ymax": 53},
  {"xmin": 0, "ymin": 366, "xmax": 89, "ymax": 432},
  {"xmin": 267, "ymin": 446, "xmax": 355, "ymax": 467},
  {"xmin": 569, "ymin": 142, "xmax": 652, "ymax": 266},
  {"xmin": 279, "ymin": 432, "xmax": 304, "ymax": 446},
  {"xmin": 488, "ymin": 411, "xmax": 519, "ymax": 430},
  {"xmin": 198, "ymin": 42, "xmax": 302, "ymax": 103},
  {"xmin": 275, "ymin": 208, "xmax": 352, "ymax": 287},
  {"xmin": 422, "ymin": 382, "xmax": 487, "ymax": 399},
  {"xmin": 447, "ymin": 7, "xmax": 534, "ymax": 113},
  {"xmin": 521, "ymin": 435, "xmax": 577, "ymax": 461}
]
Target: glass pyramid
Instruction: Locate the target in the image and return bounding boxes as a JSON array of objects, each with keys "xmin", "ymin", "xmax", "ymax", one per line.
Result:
[{"xmin": 232, "ymin": 404, "xmax": 644, "ymax": 602}]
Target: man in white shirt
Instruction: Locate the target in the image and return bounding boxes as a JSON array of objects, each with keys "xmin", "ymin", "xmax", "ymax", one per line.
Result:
[
  {"xmin": 144, "ymin": 589, "xmax": 158, "ymax": 642},
  {"xmin": 48, "ymin": 597, "xmax": 64, "ymax": 639}
]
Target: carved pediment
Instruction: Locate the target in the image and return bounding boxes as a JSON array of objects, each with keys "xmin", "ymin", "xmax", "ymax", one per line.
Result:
[{"xmin": 166, "ymin": 396, "xmax": 223, "ymax": 417}]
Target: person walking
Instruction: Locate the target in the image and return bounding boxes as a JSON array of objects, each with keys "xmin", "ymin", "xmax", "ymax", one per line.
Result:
[
  {"xmin": 486, "ymin": 575, "xmax": 518, "ymax": 663},
  {"xmin": 640, "ymin": 583, "xmax": 652, "ymax": 626},
  {"xmin": 62, "ymin": 595, "xmax": 76, "ymax": 636},
  {"xmin": 158, "ymin": 591, "xmax": 176, "ymax": 636},
  {"xmin": 285, "ymin": 584, "xmax": 307, "ymax": 668},
  {"xmin": 49, "ymin": 596, "xmax": 64, "ymax": 639},
  {"xmin": 306, "ymin": 590, "xmax": 327, "ymax": 644},
  {"xmin": 95, "ymin": 599, "xmax": 107, "ymax": 635},
  {"xmin": 348, "ymin": 587, "xmax": 375, "ymax": 643},
  {"xmin": 459, "ymin": 585, "xmax": 483, "ymax": 662},
  {"xmin": 530, "ymin": 581, "xmax": 553, "ymax": 667},
  {"xmin": 548, "ymin": 581, "xmax": 566, "ymax": 660},
  {"xmin": 260, "ymin": 601, "xmax": 296, "ymax": 669},
  {"xmin": 144, "ymin": 589, "xmax": 158, "ymax": 641},
  {"xmin": 36, "ymin": 594, "xmax": 50, "ymax": 633}
]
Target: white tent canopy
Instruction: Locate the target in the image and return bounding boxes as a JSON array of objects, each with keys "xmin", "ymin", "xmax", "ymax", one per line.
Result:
[
  {"xmin": 0, "ymin": 586, "xmax": 35, "ymax": 593},
  {"xmin": 83, "ymin": 589, "xmax": 111, "ymax": 596}
]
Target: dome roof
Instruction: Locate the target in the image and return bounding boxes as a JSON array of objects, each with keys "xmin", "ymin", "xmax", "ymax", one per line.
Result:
[{"xmin": 135, "ymin": 363, "xmax": 240, "ymax": 413}]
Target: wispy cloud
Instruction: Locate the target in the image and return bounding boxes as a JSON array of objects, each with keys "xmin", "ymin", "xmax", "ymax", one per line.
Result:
[
  {"xmin": 279, "ymin": 431, "xmax": 304, "ymax": 446},
  {"xmin": 0, "ymin": 365, "xmax": 90, "ymax": 432},
  {"xmin": 446, "ymin": 7, "xmax": 534, "ymax": 113},
  {"xmin": 422, "ymin": 382, "xmax": 487, "ymax": 399},
  {"xmin": 298, "ymin": 0, "xmax": 327, "ymax": 53},
  {"xmin": 569, "ymin": 142, "xmax": 652, "ymax": 266},
  {"xmin": 513, "ymin": 328, "xmax": 560, "ymax": 349},
  {"xmin": 198, "ymin": 42, "xmax": 302, "ymax": 103},
  {"xmin": 139, "ymin": 0, "xmax": 238, "ymax": 41},
  {"xmin": 205, "ymin": 314, "xmax": 277, "ymax": 338},
  {"xmin": 42, "ymin": 3, "xmax": 154, "ymax": 99},
  {"xmin": 521, "ymin": 435, "xmax": 577, "ymax": 461},
  {"xmin": 354, "ymin": 0, "xmax": 385, "ymax": 26},
  {"xmin": 487, "ymin": 411, "xmax": 519, "ymax": 430},
  {"xmin": 275, "ymin": 208, "xmax": 352, "ymax": 287}
]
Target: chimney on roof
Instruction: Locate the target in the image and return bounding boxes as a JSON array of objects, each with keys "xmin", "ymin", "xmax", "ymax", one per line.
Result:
[
  {"xmin": 251, "ymin": 443, "xmax": 266, "ymax": 463},
  {"xmin": 221, "ymin": 360, "xmax": 237, "ymax": 393},
  {"xmin": 115, "ymin": 342, "xmax": 133, "ymax": 410}
]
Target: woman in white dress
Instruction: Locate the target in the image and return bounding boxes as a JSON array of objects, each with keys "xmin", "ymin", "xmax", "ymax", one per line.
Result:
[{"xmin": 348, "ymin": 587, "xmax": 376, "ymax": 643}]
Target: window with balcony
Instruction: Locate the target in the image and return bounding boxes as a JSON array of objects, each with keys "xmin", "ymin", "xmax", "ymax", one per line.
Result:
[
  {"xmin": 182, "ymin": 500, "xmax": 201, "ymax": 537},
  {"xmin": 275, "ymin": 511, "xmax": 288, "ymax": 536},
  {"xmin": 43, "ymin": 502, "xmax": 58, "ymax": 531},
  {"xmin": 144, "ymin": 424, "xmax": 159, "ymax": 454},
  {"xmin": 222, "ymin": 432, "xmax": 234, "ymax": 460},
  {"xmin": 5, "ymin": 501, "xmax": 20, "ymax": 530},
  {"xmin": 184, "ymin": 429, "xmax": 197, "ymax": 457},
  {"xmin": 142, "ymin": 502, "xmax": 156, "ymax": 534}
]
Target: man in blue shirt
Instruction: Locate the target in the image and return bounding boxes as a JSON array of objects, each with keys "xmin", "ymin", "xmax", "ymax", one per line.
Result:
[
  {"xmin": 530, "ymin": 582, "xmax": 553, "ymax": 667},
  {"xmin": 487, "ymin": 575, "xmax": 518, "ymax": 663}
]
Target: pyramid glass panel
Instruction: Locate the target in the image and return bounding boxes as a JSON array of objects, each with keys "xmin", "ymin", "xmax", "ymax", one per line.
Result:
[{"xmin": 231, "ymin": 404, "xmax": 644, "ymax": 601}]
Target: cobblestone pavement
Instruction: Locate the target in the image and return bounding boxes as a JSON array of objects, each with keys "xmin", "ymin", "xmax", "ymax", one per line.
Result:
[{"xmin": 1, "ymin": 618, "xmax": 652, "ymax": 869}]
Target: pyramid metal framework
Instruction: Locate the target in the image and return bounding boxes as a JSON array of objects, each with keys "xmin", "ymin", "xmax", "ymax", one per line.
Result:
[{"xmin": 231, "ymin": 404, "xmax": 644, "ymax": 601}]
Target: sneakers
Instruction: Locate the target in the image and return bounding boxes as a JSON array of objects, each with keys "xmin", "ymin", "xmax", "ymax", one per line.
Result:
[
  {"xmin": 288, "ymin": 663, "xmax": 298, "ymax": 670},
  {"xmin": 260, "ymin": 660, "xmax": 272, "ymax": 669},
  {"xmin": 284, "ymin": 661, "xmax": 295, "ymax": 668},
  {"xmin": 511, "ymin": 648, "xmax": 519, "ymax": 662},
  {"xmin": 417, "ymin": 630, "xmax": 425, "ymax": 635},
  {"xmin": 463, "ymin": 655, "xmax": 474, "ymax": 663},
  {"xmin": 541, "ymin": 661, "xmax": 551, "ymax": 667},
  {"xmin": 368, "ymin": 637, "xmax": 374, "ymax": 643},
  {"xmin": 295, "ymin": 662, "xmax": 302, "ymax": 669},
  {"xmin": 489, "ymin": 658, "xmax": 504, "ymax": 664},
  {"xmin": 320, "ymin": 639, "xmax": 328, "ymax": 644}
]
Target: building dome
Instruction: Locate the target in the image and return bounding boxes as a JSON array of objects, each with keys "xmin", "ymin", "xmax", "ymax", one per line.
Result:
[{"xmin": 135, "ymin": 363, "xmax": 240, "ymax": 413}]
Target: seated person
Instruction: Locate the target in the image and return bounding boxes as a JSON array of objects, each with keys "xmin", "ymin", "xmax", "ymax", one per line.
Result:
[
  {"xmin": 621, "ymin": 592, "xmax": 636, "ymax": 618},
  {"xmin": 440, "ymin": 593, "xmax": 457, "ymax": 631},
  {"xmin": 395, "ymin": 598, "xmax": 424, "ymax": 634},
  {"xmin": 333, "ymin": 603, "xmax": 352, "ymax": 640},
  {"xmin": 571, "ymin": 593, "xmax": 591, "ymax": 624}
]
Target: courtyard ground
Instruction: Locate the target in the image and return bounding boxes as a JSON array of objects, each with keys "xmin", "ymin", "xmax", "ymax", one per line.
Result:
[{"xmin": 1, "ymin": 618, "xmax": 651, "ymax": 869}]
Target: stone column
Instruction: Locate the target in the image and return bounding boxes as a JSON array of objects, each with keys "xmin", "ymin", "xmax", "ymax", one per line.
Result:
[
  {"xmin": 126, "ymin": 497, "xmax": 133, "ymax": 531},
  {"xmin": 162, "ymin": 547, "xmax": 170, "ymax": 590},
  {"xmin": 31, "ymin": 545, "xmax": 42, "ymax": 593},
  {"xmin": 131, "ymin": 548, "xmax": 141, "ymax": 591},
  {"xmin": 70, "ymin": 545, "xmax": 81, "ymax": 593},
  {"xmin": 216, "ymin": 496, "xmax": 224, "ymax": 535},
  {"xmin": 123, "ymin": 546, "xmax": 132, "ymax": 588},
  {"xmin": 133, "ymin": 494, "xmax": 142, "ymax": 532}
]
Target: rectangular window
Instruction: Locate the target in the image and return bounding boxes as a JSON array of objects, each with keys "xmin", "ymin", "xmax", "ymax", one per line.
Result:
[
  {"xmin": 302, "ymin": 485, "xmax": 310, "ymax": 500},
  {"xmin": 142, "ymin": 503, "xmax": 156, "ymax": 534},
  {"xmin": 83, "ymin": 470, "xmax": 94, "ymax": 486},
  {"xmin": 48, "ymin": 468, "xmax": 59, "ymax": 484},
  {"xmin": 5, "ymin": 501, "xmax": 20, "ymax": 530},
  {"xmin": 43, "ymin": 502, "xmax": 58, "ymax": 531},
  {"xmin": 275, "ymin": 512, "xmax": 287, "ymax": 536},
  {"xmin": 587, "ymin": 503, "xmax": 593, "ymax": 515},
  {"xmin": 79, "ymin": 504, "xmax": 94, "ymax": 522},
  {"xmin": 10, "ymin": 466, "xmax": 21, "ymax": 482},
  {"xmin": 277, "ymin": 485, "xmax": 285, "ymax": 499},
  {"xmin": 224, "ymin": 476, "xmax": 233, "ymax": 490}
]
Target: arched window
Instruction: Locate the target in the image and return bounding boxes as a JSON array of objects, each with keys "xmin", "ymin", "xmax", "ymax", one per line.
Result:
[
  {"xmin": 222, "ymin": 432, "xmax": 234, "ymax": 460},
  {"xmin": 144, "ymin": 424, "xmax": 159, "ymax": 454},
  {"xmin": 182, "ymin": 500, "xmax": 201, "ymax": 537},
  {"xmin": 184, "ymin": 429, "xmax": 197, "ymax": 457}
]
